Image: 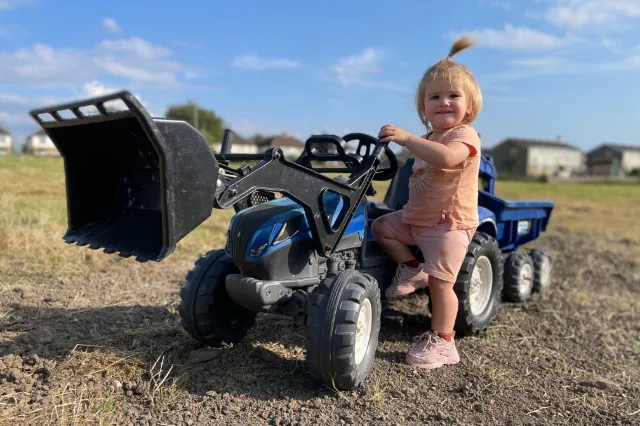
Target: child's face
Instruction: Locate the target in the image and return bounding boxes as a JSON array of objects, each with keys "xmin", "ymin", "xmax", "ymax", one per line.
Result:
[{"xmin": 423, "ymin": 78, "xmax": 470, "ymax": 131}]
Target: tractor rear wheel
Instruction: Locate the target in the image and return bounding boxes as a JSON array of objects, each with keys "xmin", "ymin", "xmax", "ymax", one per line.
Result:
[
  {"xmin": 502, "ymin": 251, "xmax": 535, "ymax": 302},
  {"xmin": 530, "ymin": 249, "xmax": 553, "ymax": 293},
  {"xmin": 444, "ymin": 232, "xmax": 504, "ymax": 336}
]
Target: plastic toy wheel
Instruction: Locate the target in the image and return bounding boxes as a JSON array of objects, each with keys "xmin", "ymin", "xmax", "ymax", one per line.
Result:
[
  {"xmin": 305, "ymin": 269, "xmax": 381, "ymax": 390},
  {"xmin": 449, "ymin": 232, "xmax": 504, "ymax": 336},
  {"xmin": 178, "ymin": 249, "xmax": 257, "ymax": 347},
  {"xmin": 529, "ymin": 249, "xmax": 553, "ymax": 293},
  {"xmin": 502, "ymin": 251, "xmax": 535, "ymax": 302}
]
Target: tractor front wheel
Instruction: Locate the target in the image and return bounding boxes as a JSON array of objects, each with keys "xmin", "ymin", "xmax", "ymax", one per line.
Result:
[
  {"xmin": 305, "ymin": 270, "xmax": 381, "ymax": 390},
  {"xmin": 178, "ymin": 249, "xmax": 257, "ymax": 347}
]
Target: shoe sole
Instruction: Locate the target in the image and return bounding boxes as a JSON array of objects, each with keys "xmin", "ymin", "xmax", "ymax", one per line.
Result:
[{"xmin": 405, "ymin": 353, "xmax": 461, "ymax": 369}]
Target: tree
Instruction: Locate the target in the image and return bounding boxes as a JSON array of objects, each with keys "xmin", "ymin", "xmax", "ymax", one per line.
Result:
[
  {"xmin": 165, "ymin": 101, "xmax": 225, "ymax": 145},
  {"xmin": 249, "ymin": 133, "xmax": 267, "ymax": 145}
]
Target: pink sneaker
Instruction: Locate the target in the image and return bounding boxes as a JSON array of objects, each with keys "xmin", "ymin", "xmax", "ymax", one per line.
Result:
[
  {"xmin": 406, "ymin": 331, "xmax": 460, "ymax": 369},
  {"xmin": 384, "ymin": 263, "xmax": 429, "ymax": 299}
]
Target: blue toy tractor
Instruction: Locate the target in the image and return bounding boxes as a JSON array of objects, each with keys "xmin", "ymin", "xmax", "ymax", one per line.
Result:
[{"xmin": 30, "ymin": 91, "xmax": 554, "ymax": 391}]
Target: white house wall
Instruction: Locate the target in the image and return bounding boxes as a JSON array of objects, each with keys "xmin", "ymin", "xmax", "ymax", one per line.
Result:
[
  {"xmin": 211, "ymin": 143, "xmax": 258, "ymax": 154},
  {"xmin": 0, "ymin": 135, "xmax": 12, "ymax": 155},
  {"xmin": 527, "ymin": 146, "xmax": 585, "ymax": 176},
  {"xmin": 622, "ymin": 150, "xmax": 640, "ymax": 173}
]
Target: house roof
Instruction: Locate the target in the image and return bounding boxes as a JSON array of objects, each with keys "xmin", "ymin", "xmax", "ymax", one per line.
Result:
[
  {"xmin": 591, "ymin": 142, "xmax": 640, "ymax": 153},
  {"xmin": 257, "ymin": 134, "xmax": 304, "ymax": 148},
  {"xmin": 500, "ymin": 137, "xmax": 582, "ymax": 151},
  {"xmin": 226, "ymin": 131, "xmax": 251, "ymax": 145},
  {"xmin": 28, "ymin": 128, "xmax": 47, "ymax": 138}
]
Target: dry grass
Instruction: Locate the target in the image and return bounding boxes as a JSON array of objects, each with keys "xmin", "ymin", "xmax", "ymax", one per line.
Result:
[{"xmin": 1, "ymin": 156, "xmax": 639, "ymax": 425}]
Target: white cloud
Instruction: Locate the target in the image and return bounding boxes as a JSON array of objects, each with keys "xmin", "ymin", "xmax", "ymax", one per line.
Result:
[
  {"xmin": 80, "ymin": 80, "xmax": 122, "ymax": 97},
  {"xmin": 0, "ymin": 0, "xmax": 35, "ymax": 10},
  {"xmin": 478, "ymin": 0, "xmax": 512, "ymax": 10},
  {"xmin": 0, "ymin": 37, "xmax": 190, "ymax": 86},
  {"xmin": 0, "ymin": 111, "xmax": 31, "ymax": 125},
  {"xmin": 459, "ymin": 24, "xmax": 582, "ymax": 50},
  {"xmin": 322, "ymin": 48, "xmax": 407, "ymax": 91},
  {"xmin": 231, "ymin": 54, "xmax": 301, "ymax": 70},
  {"xmin": 102, "ymin": 18, "xmax": 121, "ymax": 33},
  {"xmin": 542, "ymin": 0, "xmax": 640, "ymax": 29},
  {"xmin": 329, "ymin": 48, "xmax": 381, "ymax": 86}
]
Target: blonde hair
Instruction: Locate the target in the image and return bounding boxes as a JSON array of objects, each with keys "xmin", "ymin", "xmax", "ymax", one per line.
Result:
[{"xmin": 415, "ymin": 36, "xmax": 483, "ymax": 128}]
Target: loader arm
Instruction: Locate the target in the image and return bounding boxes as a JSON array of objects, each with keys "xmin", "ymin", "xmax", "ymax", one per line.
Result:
[
  {"xmin": 214, "ymin": 145, "xmax": 388, "ymax": 257},
  {"xmin": 27, "ymin": 90, "xmax": 390, "ymax": 262}
]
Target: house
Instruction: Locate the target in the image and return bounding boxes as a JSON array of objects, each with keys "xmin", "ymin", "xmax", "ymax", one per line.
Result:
[
  {"xmin": 256, "ymin": 134, "xmax": 305, "ymax": 159},
  {"xmin": 586, "ymin": 143, "xmax": 640, "ymax": 177},
  {"xmin": 211, "ymin": 132, "xmax": 258, "ymax": 155},
  {"xmin": 22, "ymin": 128, "xmax": 60, "ymax": 156},
  {"xmin": 488, "ymin": 137, "xmax": 585, "ymax": 178},
  {"xmin": 0, "ymin": 127, "xmax": 12, "ymax": 155}
]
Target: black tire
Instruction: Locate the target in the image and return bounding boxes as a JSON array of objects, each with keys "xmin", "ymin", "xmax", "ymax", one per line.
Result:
[
  {"xmin": 178, "ymin": 249, "xmax": 257, "ymax": 347},
  {"xmin": 502, "ymin": 251, "xmax": 535, "ymax": 302},
  {"xmin": 306, "ymin": 270, "xmax": 381, "ymax": 390},
  {"xmin": 530, "ymin": 249, "xmax": 553, "ymax": 293},
  {"xmin": 443, "ymin": 232, "xmax": 504, "ymax": 336}
]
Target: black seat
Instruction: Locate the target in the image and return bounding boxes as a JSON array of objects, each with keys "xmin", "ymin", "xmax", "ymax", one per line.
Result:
[{"xmin": 366, "ymin": 158, "xmax": 415, "ymax": 221}]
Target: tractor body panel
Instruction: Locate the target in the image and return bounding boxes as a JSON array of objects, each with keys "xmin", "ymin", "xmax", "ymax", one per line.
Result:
[{"xmin": 226, "ymin": 193, "xmax": 367, "ymax": 282}]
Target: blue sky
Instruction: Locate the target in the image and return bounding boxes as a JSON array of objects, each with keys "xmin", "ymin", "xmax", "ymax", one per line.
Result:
[{"xmin": 2, "ymin": 0, "xmax": 640, "ymax": 152}]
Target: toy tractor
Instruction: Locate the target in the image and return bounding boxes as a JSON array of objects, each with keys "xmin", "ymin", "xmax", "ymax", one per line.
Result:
[{"xmin": 29, "ymin": 91, "xmax": 554, "ymax": 391}]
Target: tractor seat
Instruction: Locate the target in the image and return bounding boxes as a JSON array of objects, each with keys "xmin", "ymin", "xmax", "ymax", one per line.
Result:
[{"xmin": 366, "ymin": 157, "xmax": 415, "ymax": 225}]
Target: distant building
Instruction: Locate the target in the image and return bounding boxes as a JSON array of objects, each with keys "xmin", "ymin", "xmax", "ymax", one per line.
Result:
[
  {"xmin": 0, "ymin": 127, "xmax": 12, "ymax": 155},
  {"xmin": 256, "ymin": 134, "xmax": 305, "ymax": 159},
  {"xmin": 22, "ymin": 129, "xmax": 60, "ymax": 156},
  {"xmin": 586, "ymin": 143, "xmax": 640, "ymax": 177},
  {"xmin": 488, "ymin": 137, "xmax": 585, "ymax": 178},
  {"xmin": 211, "ymin": 132, "xmax": 257, "ymax": 154}
]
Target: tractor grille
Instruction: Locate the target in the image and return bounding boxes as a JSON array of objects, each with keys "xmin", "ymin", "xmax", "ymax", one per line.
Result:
[{"xmin": 250, "ymin": 191, "xmax": 273, "ymax": 206}]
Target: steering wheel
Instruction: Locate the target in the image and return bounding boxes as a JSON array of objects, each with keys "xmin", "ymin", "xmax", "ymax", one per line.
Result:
[{"xmin": 342, "ymin": 133, "xmax": 398, "ymax": 181}]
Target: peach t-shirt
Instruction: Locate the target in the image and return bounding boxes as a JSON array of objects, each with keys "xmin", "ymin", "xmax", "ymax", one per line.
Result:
[{"xmin": 401, "ymin": 124, "xmax": 481, "ymax": 230}]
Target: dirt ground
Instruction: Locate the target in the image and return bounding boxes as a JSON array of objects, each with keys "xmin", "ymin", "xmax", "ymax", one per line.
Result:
[
  {"xmin": 1, "ymin": 226, "xmax": 638, "ymax": 426},
  {"xmin": 0, "ymin": 158, "xmax": 639, "ymax": 425}
]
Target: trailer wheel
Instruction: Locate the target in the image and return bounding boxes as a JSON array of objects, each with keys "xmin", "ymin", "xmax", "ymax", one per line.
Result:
[
  {"xmin": 502, "ymin": 251, "xmax": 535, "ymax": 302},
  {"xmin": 445, "ymin": 232, "xmax": 504, "ymax": 336},
  {"xmin": 178, "ymin": 249, "xmax": 257, "ymax": 347},
  {"xmin": 306, "ymin": 269, "xmax": 381, "ymax": 390},
  {"xmin": 529, "ymin": 249, "xmax": 553, "ymax": 293}
]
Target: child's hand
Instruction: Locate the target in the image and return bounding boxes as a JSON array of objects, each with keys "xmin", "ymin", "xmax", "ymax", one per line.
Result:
[{"xmin": 379, "ymin": 124, "xmax": 411, "ymax": 146}]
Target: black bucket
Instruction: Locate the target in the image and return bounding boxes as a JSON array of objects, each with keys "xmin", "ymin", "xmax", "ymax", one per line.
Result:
[{"xmin": 30, "ymin": 92, "xmax": 219, "ymax": 262}]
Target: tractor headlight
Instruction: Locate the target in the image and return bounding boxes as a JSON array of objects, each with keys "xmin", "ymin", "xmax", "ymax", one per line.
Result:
[{"xmin": 272, "ymin": 215, "xmax": 303, "ymax": 245}]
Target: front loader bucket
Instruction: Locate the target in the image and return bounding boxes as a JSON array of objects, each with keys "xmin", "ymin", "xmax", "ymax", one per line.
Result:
[{"xmin": 29, "ymin": 91, "xmax": 219, "ymax": 262}]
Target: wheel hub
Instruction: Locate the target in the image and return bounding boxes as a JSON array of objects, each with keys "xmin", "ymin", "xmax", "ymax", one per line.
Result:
[
  {"xmin": 519, "ymin": 263, "xmax": 534, "ymax": 294},
  {"xmin": 470, "ymin": 256, "xmax": 493, "ymax": 315},
  {"xmin": 354, "ymin": 298, "xmax": 372, "ymax": 365}
]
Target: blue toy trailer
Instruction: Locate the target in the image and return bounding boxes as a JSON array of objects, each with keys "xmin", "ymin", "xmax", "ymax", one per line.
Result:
[
  {"xmin": 366, "ymin": 155, "xmax": 554, "ymax": 334},
  {"xmin": 28, "ymin": 91, "xmax": 554, "ymax": 392}
]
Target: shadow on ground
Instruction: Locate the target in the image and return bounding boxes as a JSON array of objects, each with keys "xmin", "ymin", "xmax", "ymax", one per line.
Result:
[{"xmin": 0, "ymin": 299, "xmax": 435, "ymax": 403}]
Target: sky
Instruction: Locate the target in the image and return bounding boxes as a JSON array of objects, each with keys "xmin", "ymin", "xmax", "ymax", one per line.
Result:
[{"xmin": 2, "ymin": 0, "xmax": 640, "ymax": 153}]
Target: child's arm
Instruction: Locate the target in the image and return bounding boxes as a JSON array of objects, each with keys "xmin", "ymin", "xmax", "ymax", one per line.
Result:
[{"xmin": 379, "ymin": 125, "xmax": 478, "ymax": 169}]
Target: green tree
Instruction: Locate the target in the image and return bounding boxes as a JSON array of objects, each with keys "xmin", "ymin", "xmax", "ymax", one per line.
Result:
[
  {"xmin": 250, "ymin": 133, "xmax": 267, "ymax": 145},
  {"xmin": 165, "ymin": 101, "xmax": 225, "ymax": 145}
]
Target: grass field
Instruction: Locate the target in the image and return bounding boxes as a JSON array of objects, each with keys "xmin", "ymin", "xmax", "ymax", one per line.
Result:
[{"xmin": 1, "ymin": 156, "xmax": 639, "ymax": 425}]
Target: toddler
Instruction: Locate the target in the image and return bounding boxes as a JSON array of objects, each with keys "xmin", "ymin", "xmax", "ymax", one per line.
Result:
[{"xmin": 373, "ymin": 36, "xmax": 482, "ymax": 369}]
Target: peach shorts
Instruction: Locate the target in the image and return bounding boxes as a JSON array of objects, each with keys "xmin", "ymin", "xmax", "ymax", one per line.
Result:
[{"xmin": 373, "ymin": 210, "xmax": 476, "ymax": 283}]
